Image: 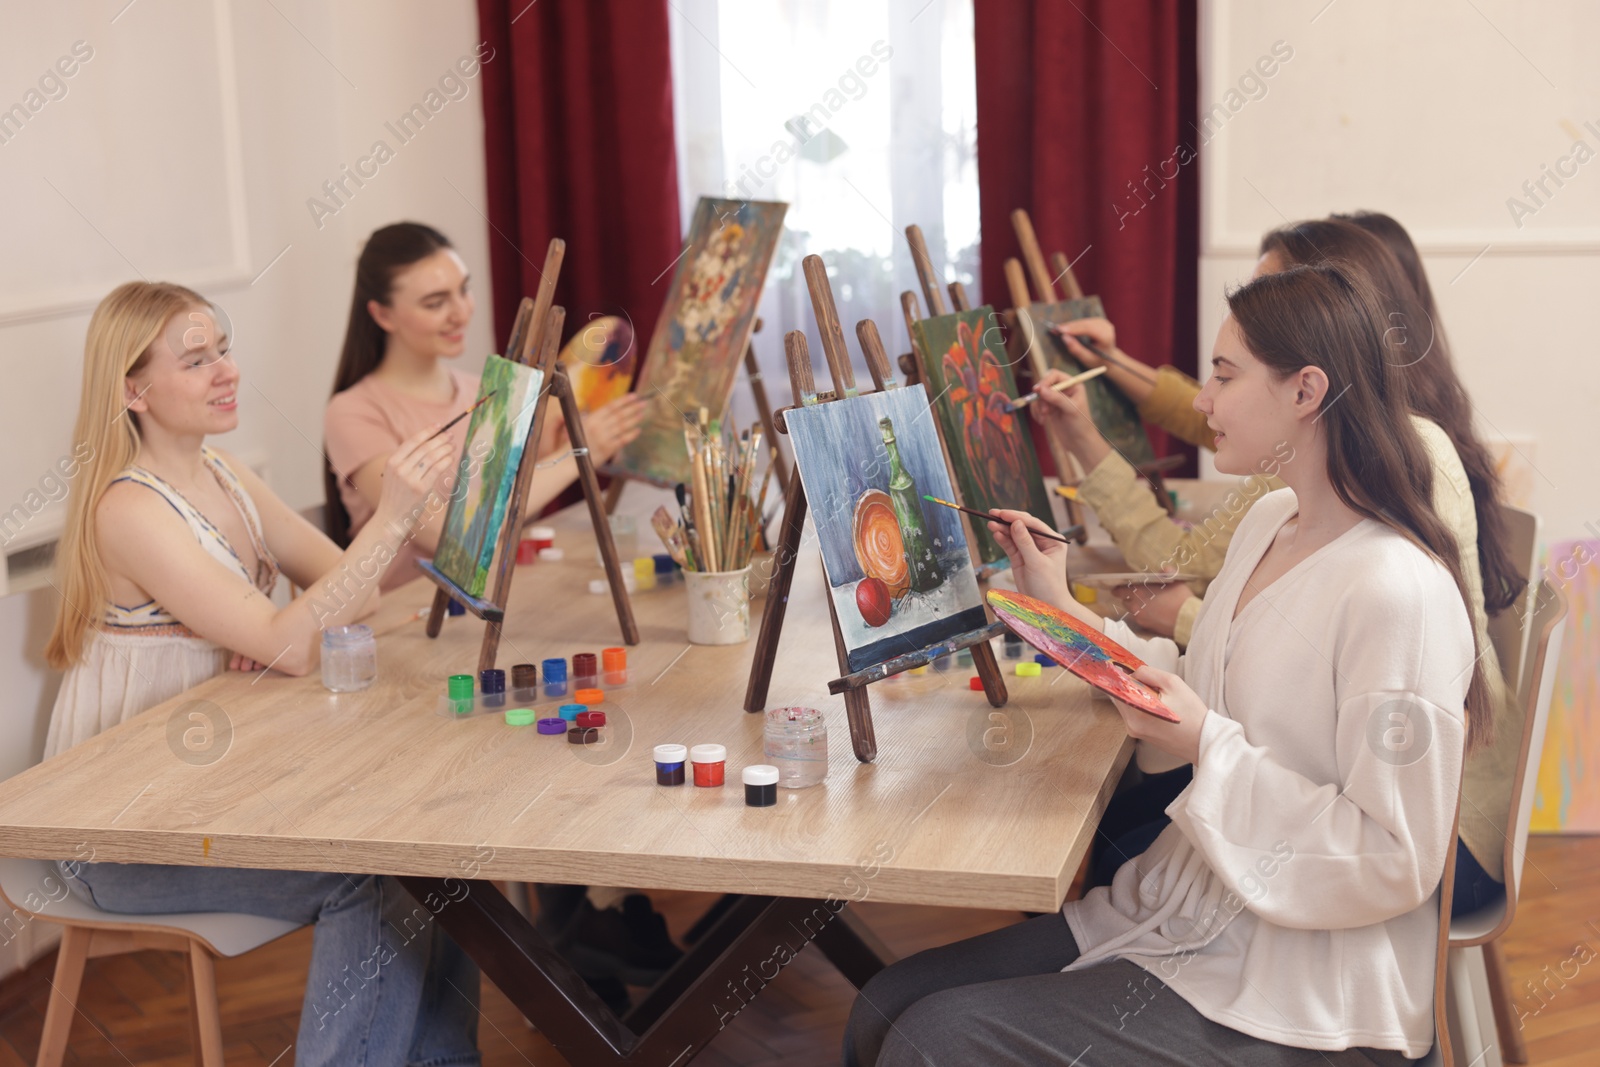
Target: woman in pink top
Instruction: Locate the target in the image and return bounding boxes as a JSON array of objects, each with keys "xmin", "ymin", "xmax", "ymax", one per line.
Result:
[{"xmin": 323, "ymin": 222, "xmax": 645, "ymax": 591}]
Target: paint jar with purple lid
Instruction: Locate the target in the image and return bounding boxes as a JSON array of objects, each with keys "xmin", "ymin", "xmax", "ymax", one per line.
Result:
[
  {"xmin": 654, "ymin": 744, "xmax": 687, "ymax": 786},
  {"xmin": 763, "ymin": 707, "xmax": 827, "ymax": 789}
]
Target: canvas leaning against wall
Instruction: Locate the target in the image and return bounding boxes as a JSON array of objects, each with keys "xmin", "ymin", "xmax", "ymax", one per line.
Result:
[
  {"xmin": 785, "ymin": 385, "xmax": 988, "ymax": 673},
  {"xmin": 609, "ymin": 197, "xmax": 787, "ymax": 486},
  {"xmin": 432, "ymin": 355, "xmax": 544, "ymax": 597},
  {"xmin": 912, "ymin": 306, "xmax": 1055, "ymax": 565}
]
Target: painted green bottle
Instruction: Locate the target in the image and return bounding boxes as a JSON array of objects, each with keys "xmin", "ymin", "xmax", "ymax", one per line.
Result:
[{"xmin": 879, "ymin": 416, "xmax": 942, "ymax": 594}]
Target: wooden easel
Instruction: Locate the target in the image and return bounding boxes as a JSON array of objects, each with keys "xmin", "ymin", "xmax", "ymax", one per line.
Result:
[
  {"xmin": 744, "ymin": 254, "xmax": 1008, "ymax": 764},
  {"xmin": 419, "ymin": 239, "xmax": 639, "ymax": 673},
  {"xmin": 899, "ymin": 224, "xmax": 1070, "ymax": 573},
  {"xmin": 1007, "ymin": 208, "xmax": 1180, "ymax": 519}
]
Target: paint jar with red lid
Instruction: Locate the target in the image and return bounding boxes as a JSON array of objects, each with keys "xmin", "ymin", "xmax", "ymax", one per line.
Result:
[{"xmin": 690, "ymin": 744, "xmax": 726, "ymax": 787}]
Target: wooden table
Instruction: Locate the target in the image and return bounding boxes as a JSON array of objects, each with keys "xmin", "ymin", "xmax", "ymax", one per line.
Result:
[{"xmin": 0, "ymin": 486, "xmax": 1139, "ymax": 1065}]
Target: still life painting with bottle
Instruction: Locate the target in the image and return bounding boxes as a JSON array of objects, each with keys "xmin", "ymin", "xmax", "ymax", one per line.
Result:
[{"xmin": 785, "ymin": 385, "xmax": 988, "ymax": 672}]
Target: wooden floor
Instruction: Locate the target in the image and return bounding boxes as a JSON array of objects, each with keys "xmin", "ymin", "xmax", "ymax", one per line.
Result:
[{"xmin": 1, "ymin": 836, "xmax": 1594, "ymax": 1065}]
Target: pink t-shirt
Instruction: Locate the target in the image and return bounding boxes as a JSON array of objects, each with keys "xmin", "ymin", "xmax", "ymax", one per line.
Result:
[{"xmin": 324, "ymin": 367, "xmax": 478, "ymax": 592}]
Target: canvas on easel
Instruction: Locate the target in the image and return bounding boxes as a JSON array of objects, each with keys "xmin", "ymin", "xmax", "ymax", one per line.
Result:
[
  {"xmin": 744, "ymin": 254, "xmax": 1008, "ymax": 764},
  {"xmin": 606, "ymin": 197, "xmax": 788, "ymax": 488},
  {"xmin": 898, "ymin": 225, "xmax": 1056, "ymax": 573},
  {"xmin": 1005, "ymin": 209, "xmax": 1179, "ymax": 518},
  {"xmin": 417, "ymin": 239, "xmax": 638, "ymax": 672}
]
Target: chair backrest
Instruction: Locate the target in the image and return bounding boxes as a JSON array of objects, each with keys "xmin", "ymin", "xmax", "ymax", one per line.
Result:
[
  {"xmin": 1484, "ymin": 504, "xmax": 1539, "ymax": 697},
  {"xmin": 1502, "ymin": 580, "xmax": 1568, "ymax": 904},
  {"xmin": 1430, "ymin": 784, "xmax": 1465, "ymax": 1067}
]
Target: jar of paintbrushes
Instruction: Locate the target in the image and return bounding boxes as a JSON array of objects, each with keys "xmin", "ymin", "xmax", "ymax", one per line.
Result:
[{"xmin": 652, "ymin": 411, "xmax": 777, "ymax": 645}]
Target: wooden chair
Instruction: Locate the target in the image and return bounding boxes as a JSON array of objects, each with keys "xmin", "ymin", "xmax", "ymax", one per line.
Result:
[
  {"xmin": 0, "ymin": 858, "xmax": 302, "ymax": 1066},
  {"xmin": 1447, "ymin": 577, "xmax": 1569, "ymax": 1067}
]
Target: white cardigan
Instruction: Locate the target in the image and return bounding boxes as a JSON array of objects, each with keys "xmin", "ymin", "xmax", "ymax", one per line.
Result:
[{"xmin": 1063, "ymin": 488, "xmax": 1471, "ymax": 1059}]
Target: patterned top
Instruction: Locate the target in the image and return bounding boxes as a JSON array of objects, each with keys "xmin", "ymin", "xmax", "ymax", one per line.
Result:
[{"xmin": 102, "ymin": 447, "xmax": 280, "ymax": 633}]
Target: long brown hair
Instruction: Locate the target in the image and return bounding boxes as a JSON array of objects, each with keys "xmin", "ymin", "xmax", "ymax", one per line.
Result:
[
  {"xmin": 1228, "ymin": 264, "xmax": 1492, "ymax": 748},
  {"xmin": 1261, "ymin": 217, "xmax": 1518, "ymax": 614},
  {"xmin": 46, "ymin": 282, "xmax": 210, "ymax": 668},
  {"xmin": 323, "ymin": 221, "xmax": 454, "ymax": 544}
]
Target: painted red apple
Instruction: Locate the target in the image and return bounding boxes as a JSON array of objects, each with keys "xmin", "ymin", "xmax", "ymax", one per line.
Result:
[{"xmin": 856, "ymin": 576, "xmax": 892, "ymax": 627}]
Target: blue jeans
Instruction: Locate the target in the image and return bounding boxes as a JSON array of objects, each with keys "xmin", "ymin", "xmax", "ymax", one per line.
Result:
[{"xmin": 62, "ymin": 862, "xmax": 480, "ymax": 1067}]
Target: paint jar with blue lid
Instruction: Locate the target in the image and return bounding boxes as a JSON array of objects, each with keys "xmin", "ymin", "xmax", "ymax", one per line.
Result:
[
  {"xmin": 654, "ymin": 744, "xmax": 687, "ymax": 786},
  {"xmin": 480, "ymin": 668, "xmax": 506, "ymax": 707},
  {"xmin": 321, "ymin": 625, "xmax": 377, "ymax": 692},
  {"xmin": 542, "ymin": 658, "xmax": 568, "ymax": 698}
]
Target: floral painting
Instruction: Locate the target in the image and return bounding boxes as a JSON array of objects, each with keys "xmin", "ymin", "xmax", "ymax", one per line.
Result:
[
  {"xmin": 912, "ymin": 307, "xmax": 1055, "ymax": 566},
  {"xmin": 609, "ymin": 197, "xmax": 787, "ymax": 486}
]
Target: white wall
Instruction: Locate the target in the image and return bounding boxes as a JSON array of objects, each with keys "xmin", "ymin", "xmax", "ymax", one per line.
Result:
[
  {"xmin": 1198, "ymin": 0, "xmax": 1600, "ymax": 542},
  {"xmin": 0, "ymin": 0, "xmax": 494, "ymax": 972}
]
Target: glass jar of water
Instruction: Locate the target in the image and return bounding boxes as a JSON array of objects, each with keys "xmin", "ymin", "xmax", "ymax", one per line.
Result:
[
  {"xmin": 764, "ymin": 707, "xmax": 828, "ymax": 788},
  {"xmin": 321, "ymin": 624, "xmax": 377, "ymax": 692}
]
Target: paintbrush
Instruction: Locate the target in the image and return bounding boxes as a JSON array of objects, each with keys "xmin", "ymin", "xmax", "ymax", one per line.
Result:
[
  {"xmin": 922, "ymin": 495, "xmax": 1075, "ymax": 544},
  {"xmin": 364, "ymin": 390, "xmax": 498, "ymax": 485},
  {"xmin": 650, "ymin": 505, "xmax": 690, "ymax": 568},
  {"xmin": 1003, "ymin": 365, "xmax": 1108, "ymax": 412}
]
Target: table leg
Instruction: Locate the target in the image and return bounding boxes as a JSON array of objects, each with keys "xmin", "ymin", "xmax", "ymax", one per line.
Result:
[
  {"xmin": 811, "ymin": 906, "xmax": 895, "ymax": 989},
  {"xmin": 398, "ymin": 878, "xmax": 880, "ymax": 1066}
]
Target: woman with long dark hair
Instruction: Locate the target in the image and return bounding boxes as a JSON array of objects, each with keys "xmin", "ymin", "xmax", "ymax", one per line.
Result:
[
  {"xmin": 1056, "ymin": 218, "xmax": 1517, "ymax": 916},
  {"xmin": 323, "ymin": 222, "xmax": 645, "ymax": 588},
  {"xmin": 845, "ymin": 263, "xmax": 1480, "ymax": 1065}
]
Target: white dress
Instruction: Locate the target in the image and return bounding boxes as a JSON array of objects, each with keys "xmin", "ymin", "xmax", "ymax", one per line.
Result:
[
  {"xmin": 44, "ymin": 448, "xmax": 280, "ymax": 759},
  {"xmin": 1063, "ymin": 488, "xmax": 1473, "ymax": 1059}
]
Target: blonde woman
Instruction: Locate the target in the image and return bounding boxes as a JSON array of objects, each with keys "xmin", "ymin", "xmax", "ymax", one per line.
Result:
[{"xmin": 43, "ymin": 281, "xmax": 480, "ymax": 1066}]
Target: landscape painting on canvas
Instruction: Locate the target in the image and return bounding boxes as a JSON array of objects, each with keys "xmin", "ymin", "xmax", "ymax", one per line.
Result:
[
  {"xmin": 785, "ymin": 385, "xmax": 987, "ymax": 672},
  {"xmin": 433, "ymin": 355, "xmax": 543, "ymax": 597},
  {"xmin": 1018, "ymin": 295, "xmax": 1156, "ymax": 468},
  {"xmin": 912, "ymin": 306, "xmax": 1055, "ymax": 565},
  {"xmin": 609, "ymin": 197, "xmax": 787, "ymax": 486}
]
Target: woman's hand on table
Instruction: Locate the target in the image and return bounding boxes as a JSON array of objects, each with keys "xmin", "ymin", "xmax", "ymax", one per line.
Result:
[
  {"xmin": 988, "ymin": 508, "xmax": 1071, "ymax": 609},
  {"xmin": 228, "ymin": 652, "xmax": 263, "ymax": 673},
  {"xmin": 1110, "ymin": 580, "xmax": 1195, "ymax": 638},
  {"xmin": 1114, "ymin": 665, "xmax": 1209, "ymax": 766}
]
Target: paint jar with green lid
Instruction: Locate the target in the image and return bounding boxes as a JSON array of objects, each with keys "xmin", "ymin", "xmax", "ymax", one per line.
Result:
[{"xmin": 447, "ymin": 674, "xmax": 475, "ymax": 715}]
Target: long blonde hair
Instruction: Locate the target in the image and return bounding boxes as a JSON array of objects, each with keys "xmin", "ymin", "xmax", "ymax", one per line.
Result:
[{"xmin": 45, "ymin": 281, "xmax": 208, "ymax": 669}]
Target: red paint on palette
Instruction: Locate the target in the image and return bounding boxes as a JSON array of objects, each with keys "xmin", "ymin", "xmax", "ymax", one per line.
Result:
[{"xmin": 986, "ymin": 589, "xmax": 1178, "ymax": 722}]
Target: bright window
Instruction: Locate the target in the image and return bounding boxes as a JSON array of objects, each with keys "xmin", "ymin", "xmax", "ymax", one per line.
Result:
[{"xmin": 668, "ymin": 0, "xmax": 980, "ymax": 419}]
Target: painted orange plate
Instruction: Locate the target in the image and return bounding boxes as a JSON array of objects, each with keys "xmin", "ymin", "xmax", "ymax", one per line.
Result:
[{"xmin": 852, "ymin": 489, "xmax": 909, "ymax": 598}]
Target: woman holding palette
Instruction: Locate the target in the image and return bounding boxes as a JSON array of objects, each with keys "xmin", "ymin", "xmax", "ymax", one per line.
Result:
[
  {"xmin": 43, "ymin": 282, "xmax": 481, "ymax": 1065},
  {"xmin": 323, "ymin": 221, "xmax": 648, "ymax": 591},
  {"xmin": 1062, "ymin": 217, "xmax": 1519, "ymax": 916},
  {"xmin": 844, "ymin": 262, "xmax": 1483, "ymax": 1065}
]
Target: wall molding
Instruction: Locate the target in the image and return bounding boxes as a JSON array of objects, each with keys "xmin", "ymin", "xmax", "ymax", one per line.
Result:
[{"xmin": 0, "ymin": 0, "xmax": 253, "ymax": 327}]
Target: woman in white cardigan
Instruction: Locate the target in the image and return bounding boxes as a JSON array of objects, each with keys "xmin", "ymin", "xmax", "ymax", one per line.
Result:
[{"xmin": 844, "ymin": 262, "xmax": 1489, "ymax": 1066}]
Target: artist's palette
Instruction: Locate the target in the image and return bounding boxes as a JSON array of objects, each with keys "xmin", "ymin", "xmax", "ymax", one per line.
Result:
[
  {"xmin": 558, "ymin": 316, "xmax": 636, "ymax": 413},
  {"xmin": 987, "ymin": 589, "xmax": 1178, "ymax": 722}
]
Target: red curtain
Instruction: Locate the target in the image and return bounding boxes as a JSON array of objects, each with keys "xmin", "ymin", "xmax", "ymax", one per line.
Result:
[
  {"xmin": 975, "ymin": 0, "xmax": 1198, "ymax": 468},
  {"xmin": 476, "ymin": 0, "xmax": 682, "ymax": 357}
]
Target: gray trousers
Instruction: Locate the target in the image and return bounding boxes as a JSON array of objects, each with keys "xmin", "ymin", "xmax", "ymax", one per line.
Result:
[{"xmin": 843, "ymin": 913, "xmax": 1416, "ymax": 1066}]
